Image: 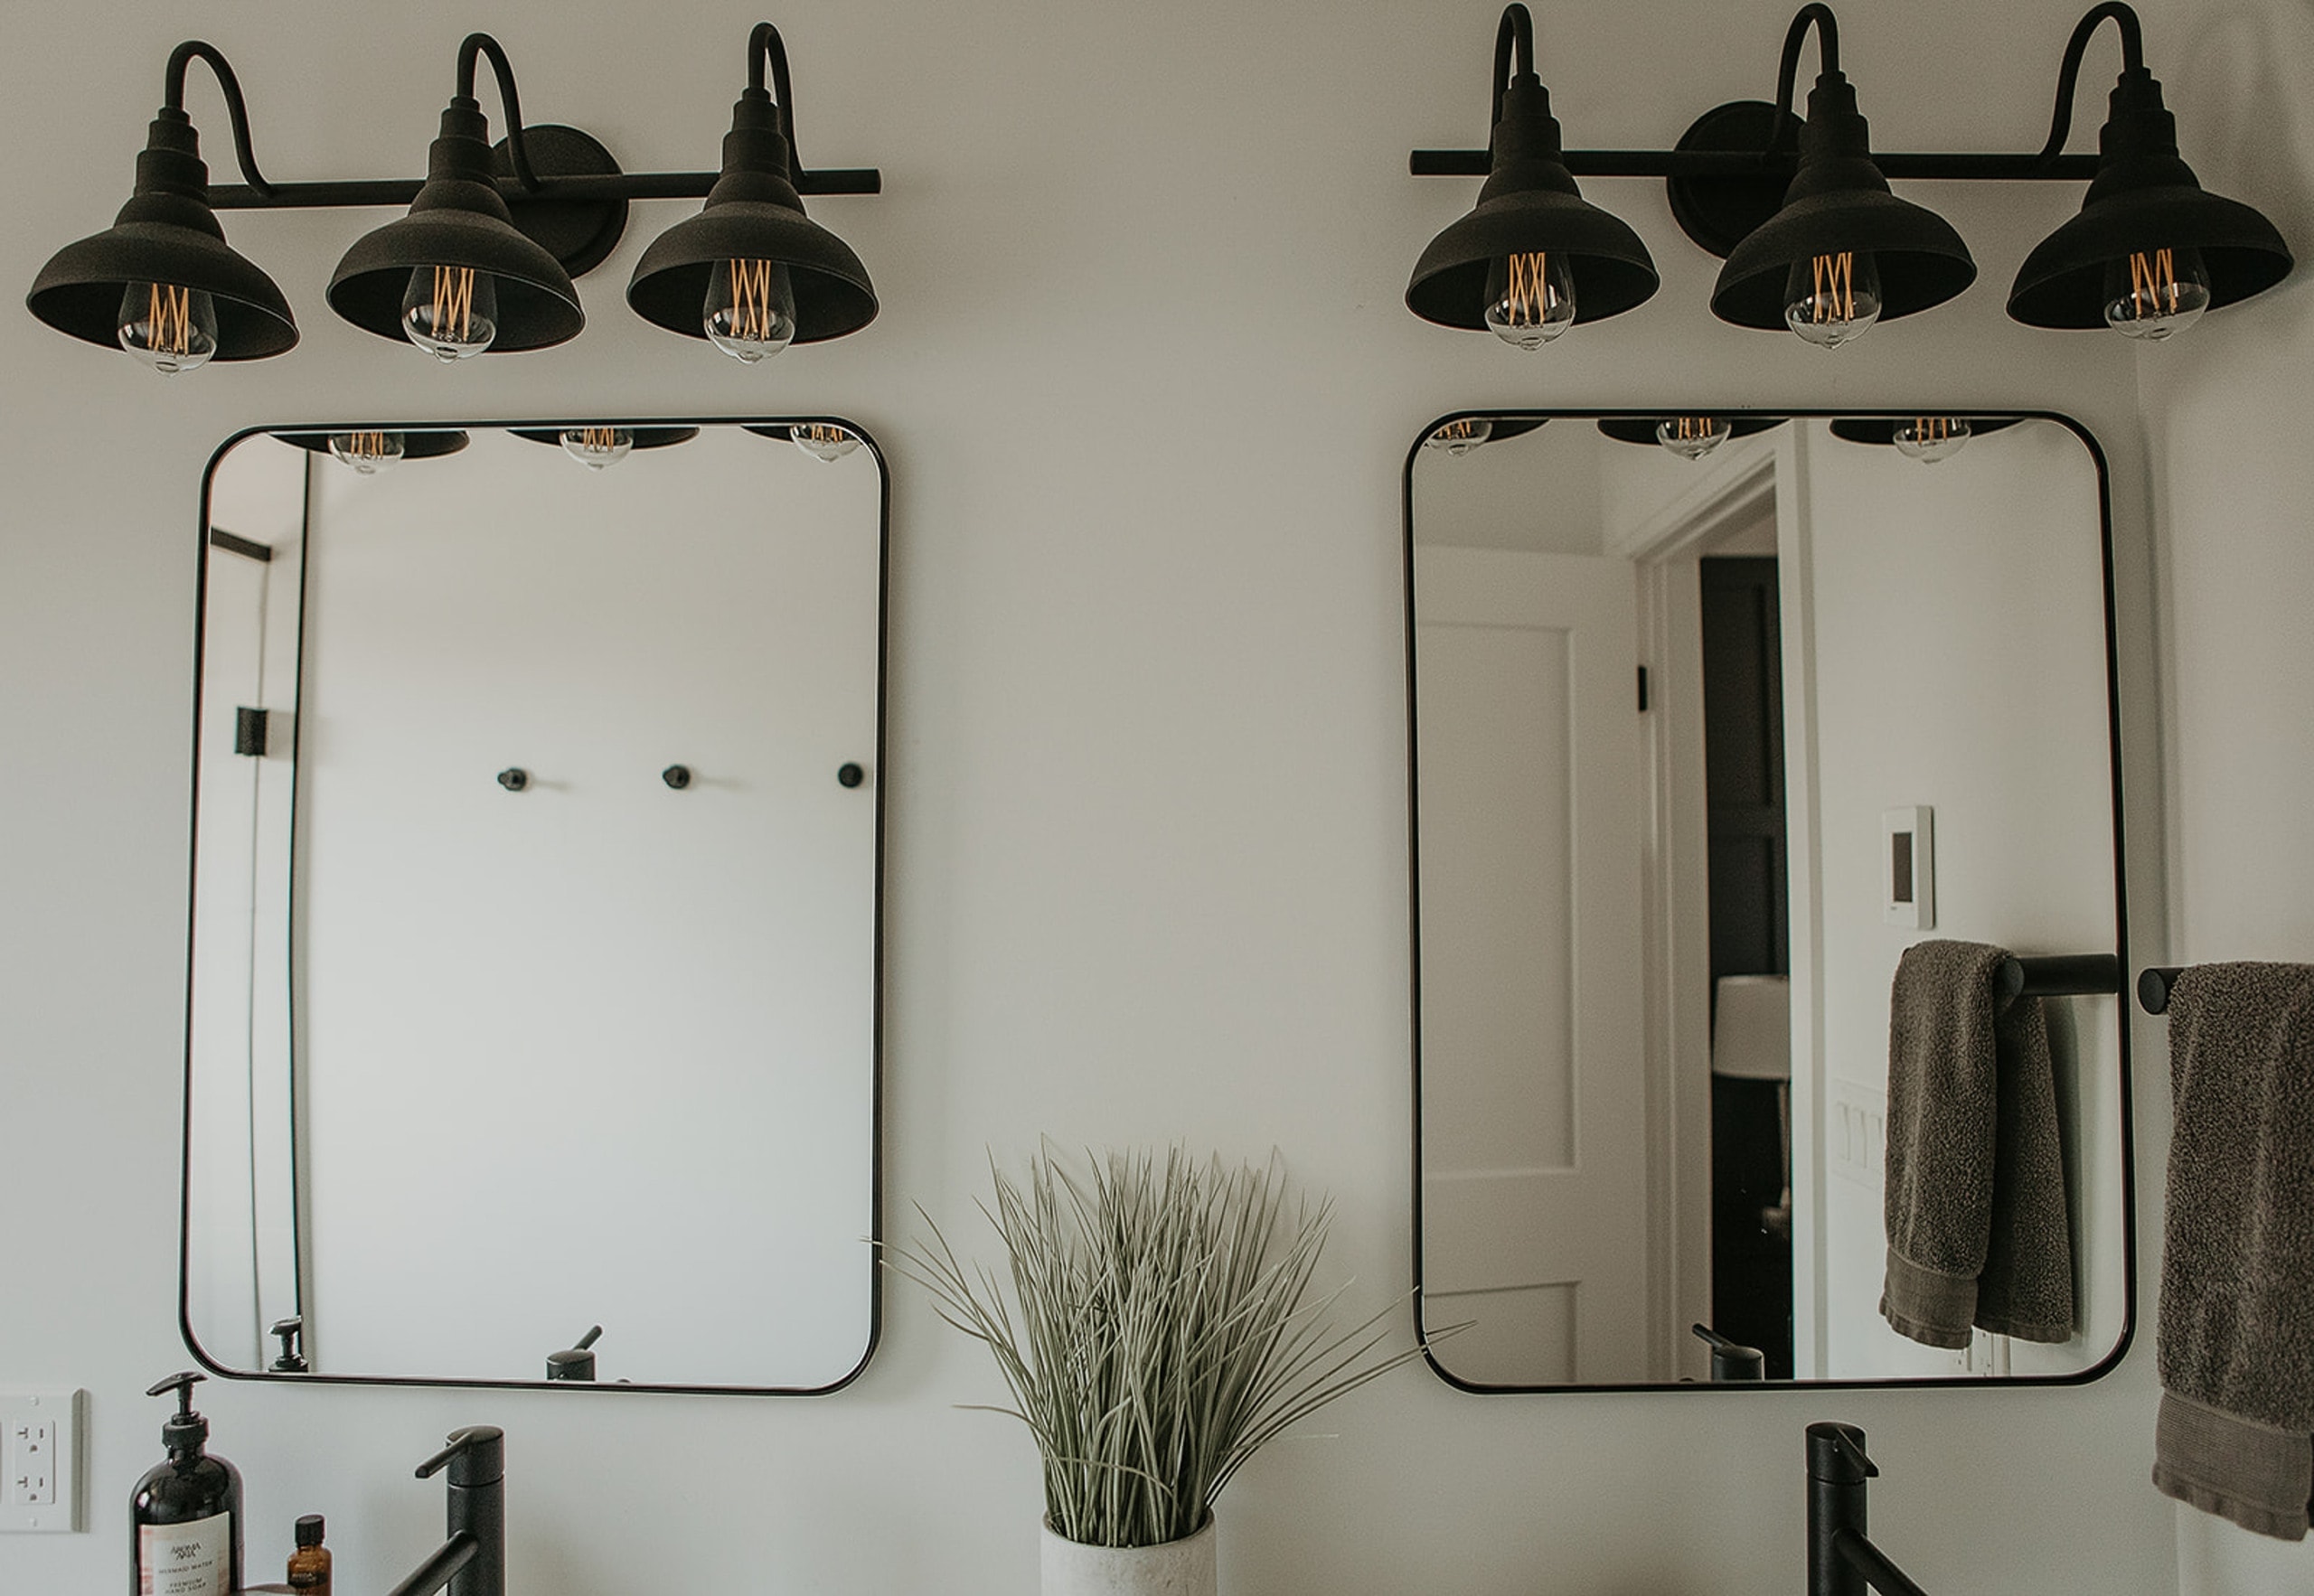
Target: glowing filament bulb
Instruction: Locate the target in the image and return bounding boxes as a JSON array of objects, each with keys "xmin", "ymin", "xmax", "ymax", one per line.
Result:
[
  {"xmin": 793, "ymin": 424, "xmax": 860, "ymax": 463},
  {"xmin": 1892, "ymin": 416, "xmax": 1971, "ymax": 464},
  {"xmin": 1425, "ymin": 418, "xmax": 1494, "ymax": 456},
  {"xmin": 327, "ymin": 431, "xmax": 405, "ymax": 474},
  {"xmin": 704, "ymin": 258, "xmax": 797, "ymax": 363},
  {"xmin": 560, "ymin": 427, "xmax": 634, "ymax": 470},
  {"xmin": 1483, "ymin": 251, "xmax": 1576, "ymax": 349},
  {"xmin": 1655, "ymin": 416, "xmax": 1732, "ymax": 460},
  {"xmin": 117, "ymin": 282, "xmax": 218, "ymax": 373},
  {"xmin": 401, "ymin": 265, "xmax": 498, "ymax": 361},
  {"xmin": 2103, "ymin": 246, "xmax": 2210, "ymax": 341},
  {"xmin": 1783, "ymin": 249, "xmax": 1881, "ymax": 348}
]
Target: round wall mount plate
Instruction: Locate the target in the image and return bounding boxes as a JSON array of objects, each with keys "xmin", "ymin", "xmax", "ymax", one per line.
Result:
[
  {"xmin": 1666, "ymin": 100, "xmax": 1794, "ymax": 259},
  {"xmin": 491, "ymin": 125, "xmax": 628, "ymax": 278}
]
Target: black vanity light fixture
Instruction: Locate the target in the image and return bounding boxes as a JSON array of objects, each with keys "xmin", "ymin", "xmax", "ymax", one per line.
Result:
[
  {"xmin": 1407, "ymin": 2, "xmax": 2292, "ymax": 348},
  {"xmin": 28, "ymin": 23, "xmax": 880, "ymax": 373},
  {"xmin": 1404, "ymin": 3, "xmax": 1659, "ymax": 346}
]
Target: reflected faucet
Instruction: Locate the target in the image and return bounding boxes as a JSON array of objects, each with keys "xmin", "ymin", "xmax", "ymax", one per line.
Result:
[
  {"xmin": 382, "ymin": 1427, "xmax": 503, "ymax": 1596},
  {"xmin": 1807, "ymin": 1422, "xmax": 1928, "ymax": 1596}
]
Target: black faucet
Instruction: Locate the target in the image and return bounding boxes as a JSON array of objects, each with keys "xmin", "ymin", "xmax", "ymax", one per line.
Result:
[
  {"xmin": 382, "ymin": 1427, "xmax": 503, "ymax": 1596},
  {"xmin": 1807, "ymin": 1422, "xmax": 1928, "ymax": 1596}
]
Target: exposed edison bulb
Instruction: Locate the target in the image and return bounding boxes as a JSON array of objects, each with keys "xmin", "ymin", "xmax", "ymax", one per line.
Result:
[
  {"xmin": 117, "ymin": 282, "xmax": 218, "ymax": 374},
  {"xmin": 1784, "ymin": 249, "xmax": 1881, "ymax": 349},
  {"xmin": 560, "ymin": 427, "xmax": 634, "ymax": 470},
  {"xmin": 1892, "ymin": 416, "xmax": 1971, "ymax": 464},
  {"xmin": 1425, "ymin": 418, "xmax": 1494, "ymax": 456},
  {"xmin": 401, "ymin": 265, "xmax": 497, "ymax": 361},
  {"xmin": 2104, "ymin": 246, "xmax": 2211, "ymax": 341},
  {"xmin": 793, "ymin": 423, "xmax": 860, "ymax": 464},
  {"xmin": 328, "ymin": 431, "xmax": 405, "ymax": 474},
  {"xmin": 704, "ymin": 258, "xmax": 797, "ymax": 363},
  {"xmin": 1483, "ymin": 251, "xmax": 1576, "ymax": 350},
  {"xmin": 1655, "ymin": 416, "xmax": 1732, "ymax": 461}
]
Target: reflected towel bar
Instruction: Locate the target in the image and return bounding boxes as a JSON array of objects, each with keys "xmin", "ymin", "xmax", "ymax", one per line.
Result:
[
  {"xmin": 2139, "ymin": 966, "xmax": 2185, "ymax": 1014},
  {"xmin": 1995, "ymin": 953, "xmax": 2123, "ymax": 1000}
]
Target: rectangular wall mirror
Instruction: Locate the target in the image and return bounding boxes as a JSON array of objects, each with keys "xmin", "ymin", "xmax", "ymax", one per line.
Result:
[
  {"xmin": 1406, "ymin": 411, "xmax": 2131, "ymax": 1390},
  {"xmin": 187, "ymin": 419, "xmax": 885, "ymax": 1393}
]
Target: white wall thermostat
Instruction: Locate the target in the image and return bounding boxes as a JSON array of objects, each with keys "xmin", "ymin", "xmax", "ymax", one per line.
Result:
[{"xmin": 1882, "ymin": 806, "xmax": 1934, "ymax": 929}]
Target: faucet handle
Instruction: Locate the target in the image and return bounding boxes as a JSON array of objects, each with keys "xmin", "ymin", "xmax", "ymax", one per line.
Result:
[
  {"xmin": 416, "ymin": 1426, "xmax": 505, "ymax": 1488},
  {"xmin": 1805, "ymin": 1421, "xmax": 1880, "ymax": 1481}
]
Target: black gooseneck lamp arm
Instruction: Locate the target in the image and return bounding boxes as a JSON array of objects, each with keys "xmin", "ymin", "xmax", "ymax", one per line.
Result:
[
  {"xmin": 2033, "ymin": 1, "xmax": 2145, "ymax": 166},
  {"xmin": 1411, "ymin": 1, "xmax": 2131, "ymax": 182},
  {"xmin": 162, "ymin": 42, "xmax": 276, "ymax": 199},
  {"xmin": 1490, "ymin": 4, "xmax": 1536, "ymax": 129},
  {"xmin": 1808, "ymin": 1423, "xmax": 1931, "ymax": 1596},
  {"xmin": 1764, "ymin": 3, "xmax": 1839, "ymax": 155},
  {"xmin": 453, "ymin": 33, "xmax": 541, "ymax": 193},
  {"xmin": 194, "ymin": 31, "xmax": 879, "ymax": 212}
]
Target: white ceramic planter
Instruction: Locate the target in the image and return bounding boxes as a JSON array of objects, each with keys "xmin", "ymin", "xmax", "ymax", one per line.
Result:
[{"xmin": 1039, "ymin": 1514, "xmax": 1218, "ymax": 1596}]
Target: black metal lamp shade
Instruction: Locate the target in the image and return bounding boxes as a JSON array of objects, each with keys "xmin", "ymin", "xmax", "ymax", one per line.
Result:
[
  {"xmin": 326, "ymin": 98, "xmax": 583, "ymax": 352},
  {"xmin": 627, "ymin": 89, "xmax": 877, "ymax": 345},
  {"xmin": 276, "ymin": 428, "xmax": 471, "ymax": 459},
  {"xmin": 28, "ymin": 109, "xmax": 296, "ymax": 360},
  {"xmin": 1711, "ymin": 71, "xmax": 1975, "ymax": 330},
  {"xmin": 1828, "ymin": 415, "xmax": 2022, "ymax": 446},
  {"xmin": 1594, "ymin": 416, "xmax": 1784, "ymax": 446},
  {"xmin": 509, "ymin": 426, "xmax": 701, "ymax": 451},
  {"xmin": 2008, "ymin": 70, "xmax": 2291, "ymax": 328},
  {"xmin": 1406, "ymin": 73, "xmax": 1659, "ymax": 331}
]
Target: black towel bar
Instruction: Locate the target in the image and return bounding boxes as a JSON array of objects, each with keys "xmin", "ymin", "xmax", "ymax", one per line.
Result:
[
  {"xmin": 2139, "ymin": 966, "xmax": 2185, "ymax": 1015},
  {"xmin": 1995, "ymin": 953, "xmax": 2123, "ymax": 1000}
]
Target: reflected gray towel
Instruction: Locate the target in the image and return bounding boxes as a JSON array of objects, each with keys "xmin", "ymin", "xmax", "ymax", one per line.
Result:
[
  {"xmin": 1879, "ymin": 940, "xmax": 2074, "ymax": 1349},
  {"xmin": 2153, "ymin": 962, "xmax": 2314, "ymax": 1542}
]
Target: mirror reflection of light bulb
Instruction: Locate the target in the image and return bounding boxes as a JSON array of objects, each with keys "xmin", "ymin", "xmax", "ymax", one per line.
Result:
[
  {"xmin": 793, "ymin": 424, "xmax": 860, "ymax": 464},
  {"xmin": 1784, "ymin": 249, "xmax": 1881, "ymax": 348},
  {"xmin": 328, "ymin": 431, "xmax": 405, "ymax": 474},
  {"xmin": 560, "ymin": 427, "xmax": 634, "ymax": 470},
  {"xmin": 1483, "ymin": 251, "xmax": 1576, "ymax": 349},
  {"xmin": 2103, "ymin": 246, "xmax": 2210, "ymax": 341},
  {"xmin": 1425, "ymin": 418, "xmax": 1494, "ymax": 456},
  {"xmin": 1891, "ymin": 416, "xmax": 1971, "ymax": 464},
  {"xmin": 1655, "ymin": 417, "xmax": 1732, "ymax": 460},
  {"xmin": 117, "ymin": 282, "xmax": 218, "ymax": 373},
  {"xmin": 401, "ymin": 265, "xmax": 497, "ymax": 360},
  {"xmin": 704, "ymin": 258, "xmax": 797, "ymax": 363}
]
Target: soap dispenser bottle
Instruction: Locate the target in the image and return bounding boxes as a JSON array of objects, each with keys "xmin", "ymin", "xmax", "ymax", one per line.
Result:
[{"xmin": 130, "ymin": 1372, "xmax": 242, "ymax": 1596}]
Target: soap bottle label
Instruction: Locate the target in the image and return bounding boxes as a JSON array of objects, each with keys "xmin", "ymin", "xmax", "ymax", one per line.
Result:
[{"xmin": 138, "ymin": 1515, "xmax": 230, "ymax": 1596}]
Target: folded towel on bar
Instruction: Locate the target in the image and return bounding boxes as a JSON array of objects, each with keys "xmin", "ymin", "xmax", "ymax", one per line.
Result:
[
  {"xmin": 1879, "ymin": 939, "xmax": 2074, "ymax": 1349},
  {"xmin": 2153, "ymin": 962, "xmax": 2314, "ymax": 1541}
]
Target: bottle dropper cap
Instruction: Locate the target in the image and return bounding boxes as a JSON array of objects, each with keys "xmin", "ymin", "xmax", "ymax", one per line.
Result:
[{"xmin": 296, "ymin": 1515, "xmax": 325, "ymax": 1548}]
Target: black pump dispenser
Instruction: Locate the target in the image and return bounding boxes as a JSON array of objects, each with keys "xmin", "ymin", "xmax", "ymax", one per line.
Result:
[{"xmin": 131, "ymin": 1373, "xmax": 243, "ymax": 1596}]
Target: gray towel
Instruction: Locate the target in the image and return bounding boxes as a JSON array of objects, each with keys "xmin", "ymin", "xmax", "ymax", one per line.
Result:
[
  {"xmin": 1879, "ymin": 940, "xmax": 2074, "ymax": 1349},
  {"xmin": 2152, "ymin": 962, "xmax": 2314, "ymax": 1541}
]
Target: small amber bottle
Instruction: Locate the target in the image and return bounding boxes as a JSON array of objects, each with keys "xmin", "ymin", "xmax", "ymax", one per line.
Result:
[{"xmin": 287, "ymin": 1515, "xmax": 331, "ymax": 1596}]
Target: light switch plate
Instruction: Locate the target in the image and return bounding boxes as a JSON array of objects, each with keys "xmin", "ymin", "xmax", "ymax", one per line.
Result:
[{"xmin": 1, "ymin": 1388, "xmax": 84, "ymax": 1532}]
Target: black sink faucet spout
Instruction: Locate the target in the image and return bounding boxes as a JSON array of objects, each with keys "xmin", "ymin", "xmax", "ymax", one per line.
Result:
[
  {"xmin": 382, "ymin": 1426, "xmax": 503, "ymax": 1596},
  {"xmin": 1807, "ymin": 1422, "xmax": 1929, "ymax": 1596}
]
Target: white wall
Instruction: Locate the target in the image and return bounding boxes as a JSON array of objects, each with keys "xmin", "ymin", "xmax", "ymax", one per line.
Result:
[{"xmin": 1, "ymin": 0, "xmax": 2279, "ymax": 1591}]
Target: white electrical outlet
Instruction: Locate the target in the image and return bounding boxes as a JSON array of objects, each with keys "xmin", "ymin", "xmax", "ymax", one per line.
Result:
[{"xmin": 1, "ymin": 1388, "xmax": 84, "ymax": 1532}]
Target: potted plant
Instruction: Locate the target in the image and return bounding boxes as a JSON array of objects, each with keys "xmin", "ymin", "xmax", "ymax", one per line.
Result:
[{"xmin": 888, "ymin": 1146, "xmax": 1430, "ymax": 1596}]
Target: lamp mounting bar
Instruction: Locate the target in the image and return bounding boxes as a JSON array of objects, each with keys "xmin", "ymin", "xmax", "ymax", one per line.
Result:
[
  {"xmin": 203, "ymin": 166, "xmax": 880, "ymax": 211},
  {"xmin": 1409, "ymin": 148, "xmax": 2100, "ymax": 182}
]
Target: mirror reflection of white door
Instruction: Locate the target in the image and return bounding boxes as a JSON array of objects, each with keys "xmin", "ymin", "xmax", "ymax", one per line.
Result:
[{"xmin": 1416, "ymin": 547, "xmax": 1648, "ymax": 1384}]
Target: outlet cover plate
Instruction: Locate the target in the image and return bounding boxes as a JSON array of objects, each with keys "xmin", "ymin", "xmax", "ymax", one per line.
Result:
[{"xmin": 1, "ymin": 1388, "xmax": 84, "ymax": 1532}]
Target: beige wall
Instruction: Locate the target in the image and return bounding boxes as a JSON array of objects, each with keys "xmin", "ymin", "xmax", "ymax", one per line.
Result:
[{"xmin": 1, "ymin": 0, "xmax": 2299, "ymax": 1591}]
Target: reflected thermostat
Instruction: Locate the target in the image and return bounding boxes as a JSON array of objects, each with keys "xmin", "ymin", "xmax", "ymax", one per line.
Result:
[{"xmin": 1882, "ymin": 806, "xmax": 1934, "ymax": 929}]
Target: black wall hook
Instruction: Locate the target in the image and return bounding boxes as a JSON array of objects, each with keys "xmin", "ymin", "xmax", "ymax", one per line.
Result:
[
  {"xmin": 496, "ymin": 767, "xmax": 529, "ymax": 792},
  {"xmin": 662, "ymin": 765, "xmax": 691, "ymax": 789}
]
